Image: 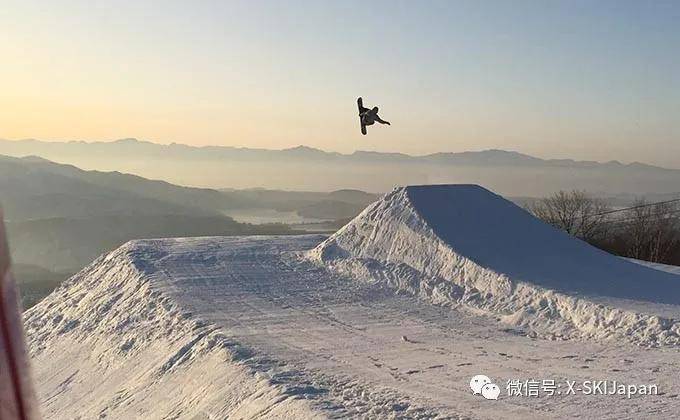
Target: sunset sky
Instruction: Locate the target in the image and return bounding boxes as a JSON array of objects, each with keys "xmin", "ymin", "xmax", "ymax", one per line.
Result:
[{"xmin": 2, "ymin": 0, "xmax": 679, "ymax": 166}]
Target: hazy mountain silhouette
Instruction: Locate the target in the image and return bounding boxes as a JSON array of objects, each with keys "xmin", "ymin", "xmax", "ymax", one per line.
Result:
[
  {"xmin": 2, "ymin": 138, "xmax": 679, "ymax": 195},
  {"xmin": 0, "ymin": 155, "xmax": 376, "ymax": 276},
  {"xmin": 0, "ymin": 155, "xmax": 219, "ymax": 221}
]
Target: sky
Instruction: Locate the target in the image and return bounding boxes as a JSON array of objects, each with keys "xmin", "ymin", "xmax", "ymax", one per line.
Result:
[{"xmin": 1, "ymin": 0, "xmax": 679, "ymax": 166}]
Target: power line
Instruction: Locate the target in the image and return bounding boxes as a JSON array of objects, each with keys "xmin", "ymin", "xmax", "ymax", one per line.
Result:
[
  {"xmin": 593, "ymin": 197, "xmax": 680, "ymax": 217},
  {"xmin": 528, "ymin": 195, "xmax": 680, "ymax": 225},
  {"xmin": 599, "ymin": 209, "xmax": 680, "ymax": 226}
]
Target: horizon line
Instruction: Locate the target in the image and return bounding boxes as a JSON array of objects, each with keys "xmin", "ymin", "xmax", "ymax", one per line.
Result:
[{"xmin": 0, "ymin": 136, "xmax": 672, "ymax": 170}]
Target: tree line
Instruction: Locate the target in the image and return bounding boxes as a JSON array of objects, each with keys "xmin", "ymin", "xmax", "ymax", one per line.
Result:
[{"xmin": 527, "ymin": 190, "xmax": 680, "ymax": 265}]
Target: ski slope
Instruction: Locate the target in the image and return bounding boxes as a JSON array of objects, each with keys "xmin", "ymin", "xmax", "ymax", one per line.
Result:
[{"xmin": 24, "ymin": 185, "xmax": 680, "ymax": 419}]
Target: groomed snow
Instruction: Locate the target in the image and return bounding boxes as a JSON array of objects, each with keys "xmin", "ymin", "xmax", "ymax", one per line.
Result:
[
  {"xmin": 24, "ymin": 185, "xmax": 680, "ymax": 418},
  {"xmin": 309, "ymin": 185, "xmax": 680, "ymax": 345}
]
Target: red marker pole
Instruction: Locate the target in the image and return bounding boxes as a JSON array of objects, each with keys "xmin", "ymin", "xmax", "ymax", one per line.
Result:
[{"xmin": 0, "ymin": 210, "xmax": 39, "ymax": 420}]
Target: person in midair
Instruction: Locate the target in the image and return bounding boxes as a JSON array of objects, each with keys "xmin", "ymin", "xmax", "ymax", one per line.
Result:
[
  {"xmin": 358, "ymin": 97, "xmax": 390, "ymax": 135},
  {"xmin": 361, "ymin": 106, "xmax": 391, "ymax": 126}
]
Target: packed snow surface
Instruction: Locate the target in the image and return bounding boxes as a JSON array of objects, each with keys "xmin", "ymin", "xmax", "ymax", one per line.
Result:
[
  {"xmin": 25, "ymin": 185, "xmax": 680, "ymax": 419},
  {"xmin": 310, "ymin": 185, "xmax": 680, "ymax": 344},
  {"xmin": 407, "ymin": 186, "xmax": 680, "ymax": 303}
]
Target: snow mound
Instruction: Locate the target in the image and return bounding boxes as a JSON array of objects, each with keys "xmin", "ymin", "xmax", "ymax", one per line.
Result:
[
  {"xmin": 308, "ymin": 185, "xmax": 680, "ymax": 346},
  {"xmin": 23, "ymin": 241, "xmax": 320, "ymax": 419}
]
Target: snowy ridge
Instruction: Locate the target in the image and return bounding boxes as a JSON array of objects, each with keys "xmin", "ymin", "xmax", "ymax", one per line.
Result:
[
  {"xmin": 308, "ymin": 185, "xmax": 680, "ymax": 346},
  {"xmin": 24, "ymin": 241, "xmax": 320, "ymax": 419}
]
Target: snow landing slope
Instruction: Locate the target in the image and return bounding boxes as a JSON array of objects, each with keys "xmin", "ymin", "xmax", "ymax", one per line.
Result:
[
  {"xmin": 309, "ymin": 185, "xmax": 680, "ymax": 345},
  {"xmin": 24, "ymin": 238, "xmax": 329, "ymax": 419}
]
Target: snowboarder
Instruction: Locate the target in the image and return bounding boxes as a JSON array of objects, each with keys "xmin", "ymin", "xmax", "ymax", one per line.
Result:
[{"xmin": 357, "ymin": 97, "xmax": 390, "ymax": 135}]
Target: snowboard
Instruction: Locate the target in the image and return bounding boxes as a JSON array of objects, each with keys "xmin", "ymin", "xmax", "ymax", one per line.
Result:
[{"xmin": 357, "ymin": 97, "xmax": 367, "ymax": 135}]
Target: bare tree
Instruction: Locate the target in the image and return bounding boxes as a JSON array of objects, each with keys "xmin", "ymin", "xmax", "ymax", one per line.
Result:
[
  {"xmin": 528, "ymin": 190, "xmax": 610, "ymax": 243},
  {"xmin": 624, "ymin": 199, "xmax": 680, "ymax": 263},
  {"xmin": 530, "ymin": 192, "xmax": 680, "ymax": 264}
]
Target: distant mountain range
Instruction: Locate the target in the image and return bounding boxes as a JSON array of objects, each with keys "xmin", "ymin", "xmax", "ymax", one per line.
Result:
[
  {"xmin": 0, "ymin": 154, "xmax": 375, "ymax": 222},
  {"xmin": 2, "ymin": 137, "xmax": 680, "ymax": 195},
  {"xmin": 0, "ymin": 137, "xmax": 665, "ymax": 167},
  {"xmin": 0, "ymin": 154, "xmax": 377, "ymax": 307}
]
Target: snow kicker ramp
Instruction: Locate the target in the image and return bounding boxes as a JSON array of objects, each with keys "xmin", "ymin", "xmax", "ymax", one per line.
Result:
[{"xmin": 310, "ymin": 184, "xmax": 680, "ymax": 344}]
